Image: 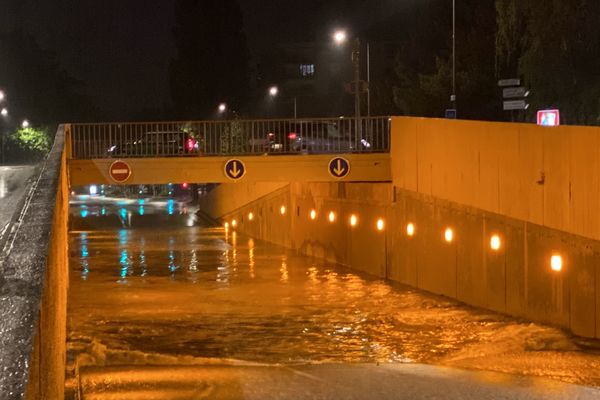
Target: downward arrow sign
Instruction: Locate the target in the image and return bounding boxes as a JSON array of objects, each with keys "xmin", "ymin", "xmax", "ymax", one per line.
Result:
[
  {"xmin": 333, "ymin": 159, "xmax": 346, "ymax": 176},
  {"xmin": 230, "ymin": 162, "xmax": 241, "ymax": 178}
]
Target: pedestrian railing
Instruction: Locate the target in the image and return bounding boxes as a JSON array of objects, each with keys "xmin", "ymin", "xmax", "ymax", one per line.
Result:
[{"xmin": 68, "ymin": 117, "xmax": 390, "ymax": 159}]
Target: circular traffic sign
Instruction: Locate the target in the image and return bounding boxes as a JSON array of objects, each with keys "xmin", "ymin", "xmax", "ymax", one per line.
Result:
[
  {"xmin": 109, "ymin": 160, "xmax": 132, "ymax": 183},
  {"xmin": 328, "ymin": 157, "xmax": 350, "ymax": 179},
  {"xmin": 224, "ymin": 159, "xmax": 246, "ymax": 181}
]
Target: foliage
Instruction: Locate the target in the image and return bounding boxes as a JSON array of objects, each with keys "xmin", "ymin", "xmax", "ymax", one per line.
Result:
[
  {"xmin": 369, "ymin": 0, "xmax": 499, "ymax": 120},
  {"xmin": 10, "ymin": 127, "xmax": 52, "ymax": 158},
  {"xmin": 0, "ymin": 30, "xmax": 95, "ymax": 125},
  {"xmin": 496, "ymin": 0, "xmax": 600, "ymax": 124},
  {"xmin": 169, "ymin": 0, "xmax": 250, "ymax": 119}
]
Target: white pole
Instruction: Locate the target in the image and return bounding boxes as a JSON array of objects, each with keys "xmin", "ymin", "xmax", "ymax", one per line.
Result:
[{"xmin": 452, "ymin": 0, "xmax": 456, "ymax": 110}]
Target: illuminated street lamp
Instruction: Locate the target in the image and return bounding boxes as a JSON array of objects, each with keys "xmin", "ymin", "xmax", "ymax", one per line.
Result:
[
  {"xmin": 332, "ymin": 29, "xmax": 370, "ymax": 132},
  {"xmin": 218, "ymin": 103, "xmax": 227, "ymax": 114},
  {"xmin": 0, "ymin": 91, "xmax": 4, "ymax": 102},
  {"xmin": 22, "ymin": 119, "xmax": 30, "ymax": 128},
  {"xmin": 269, "ymin": 86, "xmax": 279, "ymax": 97},
  {"xmin": 0, "ymin": 108, "xmax": 7, "ymax": 117}
]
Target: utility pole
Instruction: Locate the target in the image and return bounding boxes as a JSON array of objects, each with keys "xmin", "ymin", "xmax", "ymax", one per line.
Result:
[
  {"xmin": 367, "ymin": 42, "xmax": 371, "ymax": 117},
  {"xmin": 451, "ymin": 0, "xmax": 457, "ymax": 112},
  {"xmin": 352, "ymin": 37, "xmax": 362, "ymax": 136}
]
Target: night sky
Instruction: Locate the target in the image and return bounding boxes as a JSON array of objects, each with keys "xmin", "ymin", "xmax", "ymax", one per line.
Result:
[{"xmin": 0, "ymin": 0, "xmax": 405, "ymax": 118}]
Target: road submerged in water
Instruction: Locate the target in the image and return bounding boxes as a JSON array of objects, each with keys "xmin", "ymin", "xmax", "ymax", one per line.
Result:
[{"xmin": 65, "ymin": 197, "xmax": 600, "ymax": 399}]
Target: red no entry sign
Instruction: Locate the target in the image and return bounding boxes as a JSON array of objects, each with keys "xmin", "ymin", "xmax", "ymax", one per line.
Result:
[{"xmin": 109, "ymin": 160, "xmax": 131, "ymax": 183}]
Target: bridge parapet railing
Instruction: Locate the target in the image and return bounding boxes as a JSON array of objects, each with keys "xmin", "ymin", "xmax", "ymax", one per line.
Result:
[{"xmin": 69, "ymin": 117, "xmax": 390, "ymax": 159}]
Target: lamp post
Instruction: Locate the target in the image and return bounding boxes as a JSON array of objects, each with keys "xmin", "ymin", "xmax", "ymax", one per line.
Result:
[
  {"xmin": 0, "ymin": 108, "xmax": 7, "ymax": 165},
  {"xmin": 334, "ymin": 30, "xmax": 370, "ymax": 135},
  {"xmin": 451, "ymin": 0, "xmax": 457, "ymax": 112}
]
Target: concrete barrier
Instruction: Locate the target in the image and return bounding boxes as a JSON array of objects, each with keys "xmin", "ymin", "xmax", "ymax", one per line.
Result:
[
  {"xmin": 203, "ymin": 117, "xmax": 600, "ymax": 340},
  {"xmin": 0, "ymin": 126, "xmax": 69, "ymax": 399}
]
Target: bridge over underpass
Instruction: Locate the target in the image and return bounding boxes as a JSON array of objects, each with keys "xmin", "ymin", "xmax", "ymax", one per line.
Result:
[{"xmin": 66, "ymin": 117, "xmax": 391, "ymax": 186}]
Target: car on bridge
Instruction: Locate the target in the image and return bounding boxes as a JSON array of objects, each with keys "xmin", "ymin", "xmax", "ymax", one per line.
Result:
[
  {"xmin": 107, "ymin": 131, "xmax": 200, "ymax": 157},
  {"xmin": 249, "ymin": 121, "xmax": 372, "ymax": 154}
]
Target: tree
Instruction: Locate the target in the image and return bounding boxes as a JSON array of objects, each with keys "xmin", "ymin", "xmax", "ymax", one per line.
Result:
[
  {"xmin": 496, "ymin": 0, "xmax": 600, "ymax": 124},
  {"xmin": 368, "ymin": 0, "xmax": 499, "ymax": 120},
  {"xmin": 0, "ymin": 30, "xmax": 95, "ymax": 126},
  {"xmin": 169, "ymin": 0, "xmax": 250, "ymax": 119}
]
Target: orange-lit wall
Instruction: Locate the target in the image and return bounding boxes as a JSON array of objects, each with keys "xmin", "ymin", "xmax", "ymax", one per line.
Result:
[{"xmin": 202, "ymin": 117, "xmax": 600, "ymax": 340}]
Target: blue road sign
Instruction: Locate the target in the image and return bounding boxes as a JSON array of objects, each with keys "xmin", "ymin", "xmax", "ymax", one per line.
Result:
[
  {"xmin": 224, "ymin": 159, "xmax": 246, "ymax": 180},
  {"xmin": 328, "ymin": 157, "xmax": 350, "ymax": 179}
]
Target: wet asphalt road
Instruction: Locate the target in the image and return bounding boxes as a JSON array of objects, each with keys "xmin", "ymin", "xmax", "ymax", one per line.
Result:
[{"xmin": 0, "ymin": 165, "xmax": 36, "ymax": 247}]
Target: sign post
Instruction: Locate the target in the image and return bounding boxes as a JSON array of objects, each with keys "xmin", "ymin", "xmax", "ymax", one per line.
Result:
[
  {"xmin": 328, "ymin": 157, "xmax": 350, "ymax": 179},
  {"xmin": 224, "ymin": 159, "xmax": 246, "ymax": 181},
  {"xmin": 109, "ymin": 160, "xmax": 132, "ymax": 183}
]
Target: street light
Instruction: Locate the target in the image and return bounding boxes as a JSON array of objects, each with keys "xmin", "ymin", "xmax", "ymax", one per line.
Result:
[
  {"xmin": 0, "ymin": 91, "xmax": 4, "ymax": 102},
  {"xmin": 0, "ymin": 108, "xmax": 7, "ymax": 117},
  {"xmin": 332, "ymin": 29, "xmax": 365, "ymax": 134},
  {"xmin": 218, "ymin": 103, "xmax": 227, "ymax": 113},
  {"xmin": 0, "ymin": 107, "xmax": 6, "ymax": 165},
  {"xmin": 22, "ymin": 119, "xmax": 29, "ymax": 128},
  {"xmin": 269, "ymin": 86, "xmax": 279, "ymax": 97}
]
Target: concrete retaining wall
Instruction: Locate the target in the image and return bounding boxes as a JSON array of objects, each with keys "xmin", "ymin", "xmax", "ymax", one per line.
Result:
[
  {"xmin": 0, "ymin": 126, "xmax": 69, "ymax": 399},
  {"xmin": 202, "ymin": 117, "xmax": 600, "ymax": 340}
]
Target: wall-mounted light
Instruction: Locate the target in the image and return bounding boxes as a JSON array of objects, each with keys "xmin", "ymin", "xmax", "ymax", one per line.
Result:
[
  {"xmin": 248, "ymin": 212, "xmax": 254, "ymax": 221},
  {"xmin": 350, "ymin": 214, "xmax": 358, "ymax": 227},
  {"xmin": 490, "ymin": 234, "xmax": 501, "ymax": 251},
  {"xmin": 551, "ymin": 254, "xmax": 563, "ymax": 272},
  {"xmin": 406, "ymin": 223, "xmax": 415, "ymax": 237},
  {"xmin": 224, "ymin": 222, "xmax": 229, "ymax": 229},
  {"xmin": 280, "ymin": 205, "xmax": 286, "ymax": 215},
  {"xmin": 376, "ymin": 218, "xmax": 385, "ymax": 231},
  {"xmin": 310, "ymin": 209, "xmax": 317, "ymax": 220},
  {"xmin": 328, "ymin": 211, "xmax": 336, "ymax": 223},
  {"xmin": 231, "ymin": 219, "xmax": 237, "ymax": 227},
  {"xmin": 444, "ymin": 227, "xmax": 454, "ymax": 243}
]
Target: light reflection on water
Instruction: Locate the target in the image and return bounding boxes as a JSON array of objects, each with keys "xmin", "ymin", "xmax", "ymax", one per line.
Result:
[{"xmin": 68, "ymin": 212, "xmax": 591, "ymax": 376}]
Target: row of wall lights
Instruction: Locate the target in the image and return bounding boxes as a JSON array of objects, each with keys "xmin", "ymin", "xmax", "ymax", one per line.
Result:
[{"xmin": 224, "ymin": 208, "xmax": 564, "ymax": 273}]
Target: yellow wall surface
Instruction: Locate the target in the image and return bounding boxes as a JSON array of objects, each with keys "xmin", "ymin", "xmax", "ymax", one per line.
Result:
[{"xmin": 391, "ymin": 117, "xmax": 600, "ymax": 241}]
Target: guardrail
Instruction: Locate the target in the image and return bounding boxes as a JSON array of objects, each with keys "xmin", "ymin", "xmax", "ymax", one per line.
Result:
[{"xmin": 69, "ymin": 117, "xmax": 390, "ymax": 159}]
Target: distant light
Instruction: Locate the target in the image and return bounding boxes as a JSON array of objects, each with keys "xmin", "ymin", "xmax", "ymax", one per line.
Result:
[
  {"xmin": 80, "ymin": 209, "xmax": 88, "ymax": 218},
  {"xmin": 248, "ymin": 212, "xmax": 254, "ymax": 221},
  {"xmin": 310, "ymin": 209, "xmax": 317, "ymax": 220},
  {"xmin": 444, "ymin": 228, "xmax": 454, "ymax": 243},
  {"xmin": 89, "ymin": 185, "xmax": 98, "ymax": 196},
  {"xmin": 490, "ymin": 234, "xmax": 502, "ymax": 251},
  {"xmin": 21, "ymin": 119, "xmax": 29, "ymax": 128},
  {"xmin": 288, "ymin": 133, "xmax": 297, "ymax": 140},
  {"xmin": 231, "ymin": 219, "xmax": 237, "ymax": 227},
  {"xmin": 269, "ymin": 86, "xmax": 279, "ymax": 96},
  {"xmin": 551, "ymin": 254, "xmax": 563, "ymax": 272},
  {"xmin": 182, "ymin": 183, "xmax": 189, "ymax": 188},
  {"xmin": 218, "ymin": 103, "xmax": 227, "ymax": 113},
  {"xmin": 0, "ymin": 108, "xmax": 7, "ymax": 117},
  {"xmin": 280, "ymin": 205, "xmax": 286, "ymax": 215},
  {"xmin": 333, "ymin": 30, "xmax": 347, "ymax": 44},
  {"xmin": 70, "ymin": 191, "xmax": 75, "ymax": 196},
  {"xmin": 350, "ymin": 214, "xmax": 358, "ymax": 227},
  {"xmin": 0, "ymin": 91, "xmax": 4, "ymax": 101},
  {"xmin": 120, "ymin": 208, "xmax": 127, "ymax": 219},
  {"xmin": 406, "ymin": 223, "xmax": 415, "ymax": 237},
  {"xmin": 224, "ymin": 222, "xmax": 229, "ymax": 229},
  {"xmin": 328, "ymin": 211, "xmax": 336, "ymax": 223},
  {"xmin": 376, "ymin": 218, "xmax": 385, "ymax": 231}
]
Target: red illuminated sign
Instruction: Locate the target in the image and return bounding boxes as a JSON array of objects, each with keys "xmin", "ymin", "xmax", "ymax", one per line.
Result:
[{"xmin": 537, "ymin": 110, "xmax": 560, "ymax": 126}]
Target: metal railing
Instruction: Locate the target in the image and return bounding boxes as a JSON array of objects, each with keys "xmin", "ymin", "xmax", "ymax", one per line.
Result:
[{"xmin": 69, "ymin": 117, "xmax": 390, "ymax": 159}]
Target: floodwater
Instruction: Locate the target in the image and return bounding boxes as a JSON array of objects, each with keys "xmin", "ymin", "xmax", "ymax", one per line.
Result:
[{"xmin": 66, "ymin": 197, "xmax": 600, "ymax": 399}]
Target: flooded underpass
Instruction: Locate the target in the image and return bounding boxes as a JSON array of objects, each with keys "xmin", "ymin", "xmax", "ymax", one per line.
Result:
[{"xmin": 66, "ymin": 196, "xmax": 600, "ymax": 399}]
